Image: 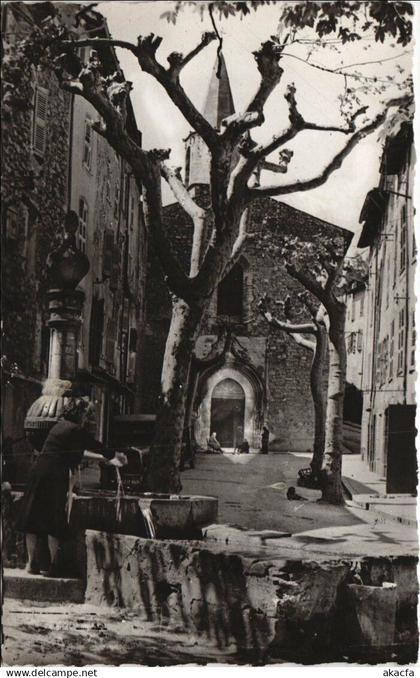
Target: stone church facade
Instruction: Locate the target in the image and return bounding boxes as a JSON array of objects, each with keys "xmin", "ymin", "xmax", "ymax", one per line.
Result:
[{"xmin": 142, "ymin": 56, "xmax": 350, "ymax": 453}]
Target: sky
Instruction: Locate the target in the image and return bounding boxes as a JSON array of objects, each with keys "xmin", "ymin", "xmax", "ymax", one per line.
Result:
[{"xmin": 97, "ymin": 1, "xmax": 414, "ymax": 237}]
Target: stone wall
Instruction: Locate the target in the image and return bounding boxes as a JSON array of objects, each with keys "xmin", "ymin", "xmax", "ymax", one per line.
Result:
[
  {"xmin": 143, "ymin": 192, "xmax": 348, "ymax": 451},
  {"xmin": 84, "ymin": 530, "xmax": 418, "ymax": 663},
  {"xmin": 2, "ymin": 4, "xmax": 72, "ymax": 445}
]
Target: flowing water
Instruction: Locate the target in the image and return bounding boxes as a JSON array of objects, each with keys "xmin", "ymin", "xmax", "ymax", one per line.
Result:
[{"xmin": 115, "ymin": 466, "xmax": 156, "ymax": 538}]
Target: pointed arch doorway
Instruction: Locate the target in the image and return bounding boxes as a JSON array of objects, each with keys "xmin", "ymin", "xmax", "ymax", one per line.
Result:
[{"xmin": 210, "ymin": 378, "xmax": 245, "ymax": 448}]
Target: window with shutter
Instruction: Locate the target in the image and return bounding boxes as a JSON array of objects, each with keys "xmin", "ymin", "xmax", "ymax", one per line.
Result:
[
  {"xmin": 400, "ymin": 206, "xmax": 407, "ymax": 273},
  {"xmin": 357, "ymin": 330, "xmax": 363, "ymax": 352},
  {"xmin": 5, "ymin": 208, "xmax": 18, "ymax": 240},
  {"xmin": 128, "ymin": 328, "xmax": 137, "ymax": 352},
  {"xmin": 110, "ymin": 245, "xmax": 121, "ymax": 291},
  {"xmin": 411, "ymin": 311, "xmax": 416, "ymax": 369},
  {"xmin": 78, "ymin": 198, "xmax": 88, "ymax": 253},
  {"xmin": 397, "ymin": 308, "xmax": 405, "ymax": 375},
  {"xmin": 83, "ymin": 117, "xmax": 92, "ymax": 170},
  {"xmin": 217, "ymin": 263, "xmax": 244, "ymax": 320},
  {"xmin": 105, "ymin": 318, "xmax": 118, "ymax": 365},
  {"xmin": 33, "ymin": 87, "xmax": 48, "ymax": 157},
  {"xmin": 89, "ymin": 298, "xmax": 104, "ymax": 367},
  {"xmin": 102, "ymin": 230, "xmax": 114, "ymax": 278},
  {"xmin": 389, "ymin": 320, "xmax": 395, "ymax": 381}
]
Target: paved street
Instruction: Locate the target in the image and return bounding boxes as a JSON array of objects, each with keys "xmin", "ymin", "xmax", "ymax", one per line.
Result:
[
  {"xmin": 182, "ymin": 451, "xmax": 361, "ymax": 533},
  {"xmin": 181, "ymin": 451, "xmax": 418, "ymax": 557},
  {"xmin": 2, "ymin": 600, "xmax": 264, "ymax": 666}
]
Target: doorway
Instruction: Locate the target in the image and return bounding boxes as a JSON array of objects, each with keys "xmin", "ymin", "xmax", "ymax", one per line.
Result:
[
  {"xmin": 210, "ymin": 378, "xmax": 245, "ymax": 448},
  {"xmin": 386, "ymin": 404, "xmax": 417, "ymax": 494}
]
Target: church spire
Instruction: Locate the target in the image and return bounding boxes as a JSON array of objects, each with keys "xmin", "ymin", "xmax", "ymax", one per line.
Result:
[
  {"xmin": 202, "ymin": 53, "xmax": 235, "ymax": 128},
  {"xmin": 185, "ymin": 53, "xmax": 236, "ymax": 191}
]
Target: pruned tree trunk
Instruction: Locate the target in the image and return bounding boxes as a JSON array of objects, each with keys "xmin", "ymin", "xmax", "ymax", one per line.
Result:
[
  {"xmin": 147, "ymin": 297, "xmax": 204, "ymax": 492},
  {"xmin": 320, "ymin": 302, "xmax": 346, "ymax": 504},
  {"xmin": 310, "ymin": 323, "xmax": 328, "ymax": 476}
]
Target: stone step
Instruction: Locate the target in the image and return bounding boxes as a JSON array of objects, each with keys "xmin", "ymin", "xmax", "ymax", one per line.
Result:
[{"xmin": 3, "ymin": 568, "xmax": 85, "ymax": 604}]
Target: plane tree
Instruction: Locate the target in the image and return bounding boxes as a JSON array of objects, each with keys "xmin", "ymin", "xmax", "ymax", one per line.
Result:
[
  {"xmin": 258, "ymin": 291, "xmax": 328, "ymax": 480},
  {"xmin": 2, "ymin": 0, "xmax": 412, "ymax": 494}
]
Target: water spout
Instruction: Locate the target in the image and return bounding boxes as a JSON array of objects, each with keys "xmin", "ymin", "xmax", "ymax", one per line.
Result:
[{"xmin": 140, "ymin": 506, "xmax": 156, "ymax": 539}]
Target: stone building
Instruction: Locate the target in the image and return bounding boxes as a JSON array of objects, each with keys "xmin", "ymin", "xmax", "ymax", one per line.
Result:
[
  {"xmin": 357, "ymin": 122, "xmax": 416, "ymax": 493},
  {"xmin": 143, "ymin": 55, "xmax": 350, "ymax": 453},
  {"xmin": 1, "ymin": 3, "xmax": 146, "ymax": 458}
]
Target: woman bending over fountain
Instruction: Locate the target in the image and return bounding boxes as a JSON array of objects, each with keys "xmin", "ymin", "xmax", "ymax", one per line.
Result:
[{"xmin": 16, "ymin": 397, "xmax": 127, "ymax": 576}]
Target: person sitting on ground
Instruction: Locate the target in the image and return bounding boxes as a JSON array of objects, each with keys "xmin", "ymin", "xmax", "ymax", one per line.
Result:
[
  {"xmin": 207, "ymin": 432, "xmax": 223, "ymax": 454},
  {"xmin": 234, "ymin": 439, "xmax": 250, "ymax": 455},
  {"xmin": 286, "ymin": 486, "xmax": 307, "ymax": 501}
]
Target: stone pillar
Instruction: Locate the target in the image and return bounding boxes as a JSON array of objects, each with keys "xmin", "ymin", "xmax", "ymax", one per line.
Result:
[{"xmin": 24, "ymin": 212, "xmax": 89, "ymax": 452}]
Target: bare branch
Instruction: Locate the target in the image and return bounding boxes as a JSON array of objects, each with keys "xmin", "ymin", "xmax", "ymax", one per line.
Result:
[
  {"xmin": 60, "ymin": 62, "xmax": 194, "ymax": 303},
  {"xmin": 64, "ymin": 35, "xmax": 219, "ymax": 150},
  {"xmin": 160, "ymin": 164, "xmax": 207, "ymax": 278},
  {"xmin": 260, "ymin": 308, "xmax": 316, "ymax": 335},
  {"xmin": 304, "ymin": 106, "xmax": 368, "ymax": 134},
  {"xmin": 167, "ymin": 31, "xmax": 216, "ymax": 78},
  {"xmin": 160, "ymin": 163, "xmax": 205, "ymax": 220},
  {"xmin": 223, "ymin": 40, "xmax": 284, "ymax": 140},
  {"xmin": 291, "ymin": 333, "xmax": 317, "ymax": 352},
  {"xmin": 250, "ymin": 84, "xmax": 304, "ymax": 162},
  {"xmin": 286, "ymin": 264, "xmax": 327, "ymax": 304},
  {"xmin": 247, "ymin": 40, "xmax": 284, "ymax": 114},
  {"xmin": 250, "ymin": 95, "xmax": 412, "ymax": 198}
]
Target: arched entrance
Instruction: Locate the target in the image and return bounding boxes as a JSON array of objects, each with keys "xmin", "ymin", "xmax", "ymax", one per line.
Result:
[{"xmin": 210, "ymin": 378, "xmax": 245, "ymax": 448}]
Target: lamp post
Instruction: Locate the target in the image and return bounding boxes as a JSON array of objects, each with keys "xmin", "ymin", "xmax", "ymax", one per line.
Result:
[{"xmin": 24, "ymin": 211, "xmax": 90, "ymax": 450}]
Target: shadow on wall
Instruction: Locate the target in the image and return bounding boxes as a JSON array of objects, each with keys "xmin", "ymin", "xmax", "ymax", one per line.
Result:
[
  {"xmin": 86, "ymin": 531, "xmax": 418, "ymax": 663},
  {"xmin": 89, "ymin": 533, "xmax": 272, "ymax": 661}
]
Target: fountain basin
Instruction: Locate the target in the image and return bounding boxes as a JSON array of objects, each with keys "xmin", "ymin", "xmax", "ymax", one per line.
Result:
[{"xmin": 73, "ymin": 492, "xmax": 218, "ymax": 539}]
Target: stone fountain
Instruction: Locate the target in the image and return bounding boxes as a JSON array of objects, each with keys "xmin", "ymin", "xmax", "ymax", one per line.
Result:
[
  {"xmin": 24, "ymin": 210, "xmax": 89, "ymax": 450},
  {"xmin": 3, "ymin": 211, "xmax": 218, "ymax": 578}
]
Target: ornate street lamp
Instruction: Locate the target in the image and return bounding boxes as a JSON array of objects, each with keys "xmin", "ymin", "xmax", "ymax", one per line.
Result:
[{"xmin": 24, "ymin": 211, "xmax": 90, "ymax": 450}]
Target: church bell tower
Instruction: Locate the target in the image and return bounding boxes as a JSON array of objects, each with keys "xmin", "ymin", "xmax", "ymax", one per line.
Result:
[{"xmin": 185, "ymin": 52, "xmax": 235, "ymax": 194}]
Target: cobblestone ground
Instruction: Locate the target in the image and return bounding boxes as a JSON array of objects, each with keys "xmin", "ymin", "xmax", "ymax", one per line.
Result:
[
  {"xmin": 181, "ymin": 451, "xmax": 360, "ymax": 534},
  {"xmin": 2, "ymin": 600, "xmax": 277, "ymax": 666}
]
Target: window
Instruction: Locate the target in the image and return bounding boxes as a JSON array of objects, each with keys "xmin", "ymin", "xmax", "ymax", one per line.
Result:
[
  {"xmin": 78, "ymin": 198, "xmax": 88, "ymax": 253},
  {"xmin": 114, "ymin": 185, "xmax": 120, "ymax": 219},
  {"xmin": 102, "ymin": 230, "xmax": 114, "ymax": 278},
  {"xmin": 411, "ymin": 311, "xmax": 416, "ymax": 369},
  {"xmin": 359, "ymin": 293, "xmax": 365, "ymax": 318},
  {"xmin": 380, "ymin": 336, "xmax": 389, "ymax": 386},
  {"xmin": 33, "ymin": 86, "xmax": 48, "ymax": 157},
  {"xmin": 5, "ymin": 207, "xmax": 18, "ymax": 240},
  {"xmin": 129, "ymin": 193, "xmax": 136, "ymax": 228},
  {"xmin": 400, "ymin": 206, "xmax": 407, "ymax": 273},
  {"xmin": 185, "ymin": 147, "xmax": 191, "ymax": 186},
  {"xmin": 351, "ymin": 295, "xmax": 355, "ymax": 322},
  {"xmin": 357, "ymin": 330, "xmax": 363, "ymax": 352},
  {"xmin": 83, "ymin": 117, "xmax": 93, "ymax": 170},
  {"xmin": 217, "ymin": 263, "xmax": 244, "ymax": 320},
  {"xmin": 105, "ymin": 317, "xmax": 118, "ymax": 368},
  {"xmin": 393, "ymin": 225, "xmax": 398, "ymax": 286},
  {"xmin": 347, "ymin": 332, "xmax": 356, "ymax": 354},
  {"xmin": 89, "ymin": 298, "xmax": 104, "ymax": 367},
  {"xmin": 385, "ymin": 256, "xmax": 390, "ymax": 308},
  {"xmin": 389, "ymin": 320, "xmax": 395, "ymax": 381},
  {"xmin": 397, "ymin": 308, "xmax": 405, "ymax": 375}
]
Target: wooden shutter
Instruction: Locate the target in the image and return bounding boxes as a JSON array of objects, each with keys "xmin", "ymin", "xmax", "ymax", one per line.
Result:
[
  {"xmin": 102, "ymin": 230, "xmax": 114, "ymax": 278},
  {"xmin": 105, "ymin": 318, "xmax": 118, "ymax": 364},
  {"xmin": 33, "ymin": 87, "xmax": 48, "ymax": 157},
  {"xmin": 89, "ymin": 298, "xmax": 104, "ymax": 367},
  {"xmin": 109, "ymin": 244, "xmax": 121, "ymax": 291}
]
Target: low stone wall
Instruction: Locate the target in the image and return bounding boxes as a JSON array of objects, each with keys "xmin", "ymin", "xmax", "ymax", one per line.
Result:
[{"xmin": 85, "ymin": 530, "xmax": 418, "ymax": 662}]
